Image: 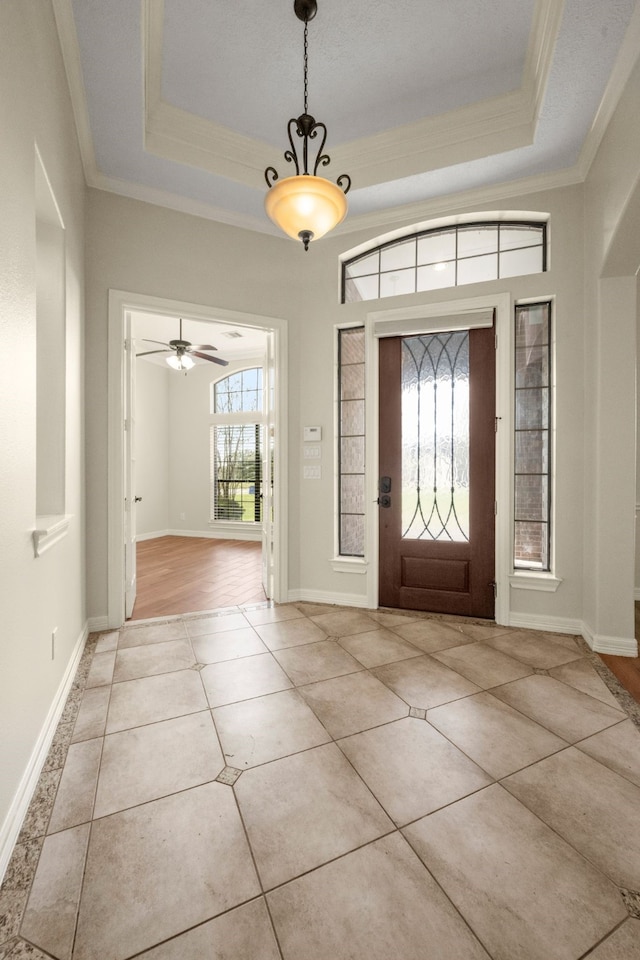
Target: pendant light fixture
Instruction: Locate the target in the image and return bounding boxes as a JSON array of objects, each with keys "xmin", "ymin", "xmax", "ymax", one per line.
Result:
[{"xmin": 264, "ymin": 0, "xmax": 351, "ymax": 251}]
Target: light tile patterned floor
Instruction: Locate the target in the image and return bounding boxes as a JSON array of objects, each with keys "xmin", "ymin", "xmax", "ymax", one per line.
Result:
[{"xmin": 2, "ymin": 604, "xmax": 640, "ymax": 960}]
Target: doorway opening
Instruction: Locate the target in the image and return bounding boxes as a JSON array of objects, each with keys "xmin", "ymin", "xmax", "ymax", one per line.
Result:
[{"xmin": 107, "ymin": 291, "xmax": 288, "ymax": 629}]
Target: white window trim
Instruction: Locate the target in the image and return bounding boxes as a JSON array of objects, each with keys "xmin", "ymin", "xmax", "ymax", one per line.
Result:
[{"xmin": 509, "ymin": 572, "xmax": 562, "ymax": 592}]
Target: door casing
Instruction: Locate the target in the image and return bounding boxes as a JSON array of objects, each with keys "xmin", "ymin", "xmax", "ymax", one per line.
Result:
[
  {"xmin": 365, "ymin": 293, "xmax": 511, "ymax": 624},
  {"xmin": 107, "ymin": 290, "xmax": 289, "ymax": 629}
]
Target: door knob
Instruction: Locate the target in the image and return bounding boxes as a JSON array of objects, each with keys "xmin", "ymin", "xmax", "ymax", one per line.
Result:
[
  {"xmin": 134, "ymin": 496, "xmax": 142, "ymax": 503},
  {"xmin": 378, "ymin": 494, "xmax": 391, "ymax": 508}
]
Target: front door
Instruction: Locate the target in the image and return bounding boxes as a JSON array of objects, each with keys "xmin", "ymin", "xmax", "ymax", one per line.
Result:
[{"xmin": 378, "ymin": 326, "xmax": 496, "ymax": 618}]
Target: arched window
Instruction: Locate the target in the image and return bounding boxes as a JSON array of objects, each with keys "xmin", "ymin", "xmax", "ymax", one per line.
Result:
[
  {"xmin": 209, "ymin": 367, "xmax": 263, "ymax": 522},
  {"xmin": 342, "ymin": 221, "xmax": 546, "ymax": 303}
]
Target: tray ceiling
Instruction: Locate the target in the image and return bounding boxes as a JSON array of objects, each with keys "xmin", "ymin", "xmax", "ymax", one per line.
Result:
[{"xmin": 54, "ymin": 0, "xmax": 640, "ymax": 237}]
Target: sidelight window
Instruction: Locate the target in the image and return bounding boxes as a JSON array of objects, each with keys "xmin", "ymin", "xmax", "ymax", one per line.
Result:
[
  {"xmin": 514, "ymin": 302, "xmax": 551, "ymax": 569},
  {"xmin": 337, "ymin": 327, "xmax": 366, "ymax": 556}
]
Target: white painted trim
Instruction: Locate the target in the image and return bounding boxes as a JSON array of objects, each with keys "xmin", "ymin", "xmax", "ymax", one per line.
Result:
[
  {"xmin": 108, "ymin": 291, "xmax": 288, "ymax": 628},
  {"xmin": 582, "ymin": 623, "xmax": 639, "ymax": 657},
  {"xmin": 508, "ymin": 612, "xmax": 583, "ymax": 635},
  {"xmin": 87, "ymin": 616, "xmax": 110, "ymax": 632},
  {"xmin": 287, "ymin": 588, "xmax": 369, "ymax": 609},
  {"xmin": 141, "ymin": 0, "xmax": 560, "ymax": 193},
  {"xmin": 330, "ymin": 558, "xmax": 368, "ymax": 575},
  {"xmin": 509, "ymin": 572, "xmax": 562, "ymax": 592},
  {"xmin": 32, "ymin": 514, "xmax": 72, "ymax": 557},
  {"xmin": 137, "ymin": 528, "xmax": 262, "ymax": 542},
  {"xmin": 0, "ymin": 622, "xmax": 88, "ymax": 885},
  {"xmin": 634, "ymin": 587, "xmax": 640, "ymax": 601},
  {"xmin": 50, "ymin": 0, "xmax": 100, "ymax": 185},
  {"xmin": 364, "ymin": 292, "xmax": 511, "ymax": 625}
]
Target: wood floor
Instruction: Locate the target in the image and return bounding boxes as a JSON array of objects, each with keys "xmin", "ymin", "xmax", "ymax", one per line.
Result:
[
  {"xmin": 596, "ymin": 602, "xmax": 640, "ymax": 703},
  {"xmin": 129, "ymin": 537, "xmax": 640, "ymax": 703},
  {"xmin": 130, "ymin": 536, "xmax": 266, "ymax": 620}
]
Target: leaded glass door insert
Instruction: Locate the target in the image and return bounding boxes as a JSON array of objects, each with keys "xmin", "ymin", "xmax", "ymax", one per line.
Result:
[
  {"xmin": 401, "ymin": 333, "xmax": 470, "ymax": 542},
  {"xmin": 379, "ymin": 324, "xmax": 496, "ymax": 618}
]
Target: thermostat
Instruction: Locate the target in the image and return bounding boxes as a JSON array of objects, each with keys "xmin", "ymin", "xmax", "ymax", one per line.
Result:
[{"xmin": 303, "ymin": 426, "xmax": 322, "ymax": 442}]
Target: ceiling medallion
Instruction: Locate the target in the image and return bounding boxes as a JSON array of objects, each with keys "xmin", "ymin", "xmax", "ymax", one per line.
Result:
[{"xmin": 264, "ymin": 0, "xmax": 351, "ymax": 251}]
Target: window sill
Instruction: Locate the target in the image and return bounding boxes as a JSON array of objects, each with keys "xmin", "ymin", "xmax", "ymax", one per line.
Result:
[
  {"xmin": 330, "ymin": 557, "xmax": 368, "ymax": 574},
  {"xmin": 33, "ymin": 515, "xmax": 71, "ymax": 558},
  {"xmin": 509, "ymin": 572, "xmax": 562, "ymax": 593}
]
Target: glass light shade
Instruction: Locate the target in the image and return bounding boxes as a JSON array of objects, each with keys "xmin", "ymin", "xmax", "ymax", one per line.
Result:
[
  {"xmin": 166, "ymin": 354, "xmax": 194, "ymax": 371},
  {"xmin": 265, "ymin": 174, "xmax": 348, "ymax": 243}
]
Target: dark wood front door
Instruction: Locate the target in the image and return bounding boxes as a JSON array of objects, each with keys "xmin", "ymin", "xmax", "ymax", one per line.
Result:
[{"xmin": 379, "ymin": 326, "xmax": 496, "ymax": 618}]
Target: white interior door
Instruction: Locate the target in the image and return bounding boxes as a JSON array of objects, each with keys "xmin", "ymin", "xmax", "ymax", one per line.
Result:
[
  {"xmin": 124, "ymin": 315, "xmax": 137, "ymax": 618},
  {"xmin": 261, "ymin": 332, "xmax": 275, "ymax": 598}
]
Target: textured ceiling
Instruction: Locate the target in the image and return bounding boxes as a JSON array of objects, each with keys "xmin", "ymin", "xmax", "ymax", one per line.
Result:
[{"xmin": 56, "ymin": 0, "xmax": 640, "ymax": 238}]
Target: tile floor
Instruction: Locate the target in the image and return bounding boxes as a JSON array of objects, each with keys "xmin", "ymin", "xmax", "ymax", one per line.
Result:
[{"xmin": 2, "ymin": 603, "xmax": 640, "ymax": 960}]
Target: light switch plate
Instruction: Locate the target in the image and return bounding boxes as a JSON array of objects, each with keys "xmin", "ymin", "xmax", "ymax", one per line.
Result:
[
  {"xmin": 303, "ymin": 446, "xmax": 321, "ymax": 459},
  {"xmin": 303, "ymin": 465, "xmax": 321, "ymax": 480}
]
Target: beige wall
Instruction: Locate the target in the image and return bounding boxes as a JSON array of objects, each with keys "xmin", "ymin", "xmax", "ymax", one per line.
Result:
[
  {"xmin": 87, "ymin": 184, "xmax": 589, "ymax": 624},
  {"xmin": 0, "ymin": 2, "xmax": 86, "ymax": 861}
]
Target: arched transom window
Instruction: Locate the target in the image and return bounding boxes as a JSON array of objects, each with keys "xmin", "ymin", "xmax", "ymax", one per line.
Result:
[{"xmin": 342, "ymin": 221, "xmax": 546, "ymax": 303}]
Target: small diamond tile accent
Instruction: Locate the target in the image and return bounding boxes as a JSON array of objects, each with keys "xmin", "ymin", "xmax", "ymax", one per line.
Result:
[
  {"xmin": 189, "ymin": 663, "xmax": 206, "ymax": 671},
  {"xmin": 409, "ymin": 707, "xmax": 427, "ymax": 720},
  {"xmin": 534, "ymin": 668, "xmax": 550, "ymax": 676},
  {"xmin": 620, "ymin": 887, "xmax": 640, "ymax": 918},
  {"xmin": 216, "ymin": 766, "xmax": 243, "ymax": 786}
]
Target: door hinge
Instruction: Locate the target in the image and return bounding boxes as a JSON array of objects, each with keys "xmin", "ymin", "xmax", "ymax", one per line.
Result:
[
  {"xmin": 494, "ymin": 500, "xmax": 498, "ymax": 516},
  {"xmin": 490, "ymin": 580, "xmax": 497, "ymax": 599},
  {"xmin": 495, "ymin": 416, "xmax": 502, "ymax": 433},
  {"xmin": 494, "ymin": 333, "xmax": 498, "ymax": 350}
]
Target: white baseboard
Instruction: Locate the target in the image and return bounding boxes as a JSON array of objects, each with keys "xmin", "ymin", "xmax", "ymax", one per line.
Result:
[
  {"xmin": 0, "ymin": 622, "xmax": 88, "ymax": 885},
  {"xmin": 582, "ymin": 623, "xmax": 638, "ymax": 657},
  {"xmin": 287, "ymin": 588, "xmax": 369, "ymax": 608},
  {"xmin": 87, "ymin": 616, "xmax": 109, "ymax": 632},
  {"xmin": 136, "ymin": 529, "xmax": 171, "ymax": 542},
  {"xmin": 507, "ymin": 613, "xmax": 583, "ymax": 635},
  {"xmin": 137, "ymin": 528, "xmax": 261, "ymax": 543}
]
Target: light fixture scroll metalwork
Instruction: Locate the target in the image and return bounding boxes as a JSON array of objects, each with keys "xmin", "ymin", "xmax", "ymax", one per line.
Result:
[{"xmin": 264, "ymin": 0, "xmax": 351, "ymax": 251}]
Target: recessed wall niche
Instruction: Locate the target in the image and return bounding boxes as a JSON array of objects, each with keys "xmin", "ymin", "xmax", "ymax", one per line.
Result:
[{"xmin": 35, "ymin": 147, "xmax": 66, "ymax": 520}]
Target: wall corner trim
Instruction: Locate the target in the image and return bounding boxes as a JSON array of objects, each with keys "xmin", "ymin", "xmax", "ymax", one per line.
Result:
[
  {"xmin": 582, "ymin": 625, "xmax": 638, "ymax": 657},
  {"xmin": 0, "ymin": 621, "xmax": 88, "ymax": 885}
]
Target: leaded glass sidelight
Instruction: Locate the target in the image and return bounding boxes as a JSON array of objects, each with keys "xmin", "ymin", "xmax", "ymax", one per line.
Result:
[
  {"xmin": 514, "ymin": 302, "xmax": 551, "ymax": 569},
  {"xmin": 338, "ymin": 327, "xmax": 366, "ymax": 556},
  {"xmin": 402, "ymin": 332, "xmax": 470, "ymax": 541}
]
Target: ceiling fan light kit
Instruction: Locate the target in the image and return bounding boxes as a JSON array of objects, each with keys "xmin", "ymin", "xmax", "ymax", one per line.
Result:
[{"xmin": 264, "ymin": 0, "xmax": 350, "ymax": 251}]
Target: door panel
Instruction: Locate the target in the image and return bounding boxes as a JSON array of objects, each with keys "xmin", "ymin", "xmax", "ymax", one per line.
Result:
[{"xmin": 379, "ymin": 326, "xmax": 495, "ymax": 617}]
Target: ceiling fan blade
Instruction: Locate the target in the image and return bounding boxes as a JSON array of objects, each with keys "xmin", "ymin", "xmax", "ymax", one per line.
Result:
[
  {"xmin": 142, "ymin": 338, "xmax": 171, "ymax": 348},
  {"xmin": 192, "ymin": 351, "xmax": 229, "ymax": 366},
  {"xmin": 188, "ymin": 344, "xmax": 217, "ymax": 352},
  {"xmin": 136, "ymin": 349, "xmax": 170, "ymax": 357}
]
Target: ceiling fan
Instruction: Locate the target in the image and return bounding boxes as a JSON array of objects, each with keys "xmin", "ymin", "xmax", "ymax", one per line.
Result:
[{"xmin": 136, "ymin": 318, "xmax": 229, "ymax": 370}]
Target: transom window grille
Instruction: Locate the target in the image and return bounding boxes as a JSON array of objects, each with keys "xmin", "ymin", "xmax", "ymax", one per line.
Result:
[
  {"xmin": 514, "ymin": 302, "xmax": 551, "ymax": 569},
  {"xmin": 402, "ymin": 333, "xmax": 470, "ymax": 541},
  {"xmin": 210, "ymin": 368, "xmax": 264, "ymax": 522},
  {"xmin": 342, "ymin": 222, "xmax": 546, "ymax": 303},
  {"xmin": 338, "ymin": 327, "xmax": 365, "ymax": 556}
]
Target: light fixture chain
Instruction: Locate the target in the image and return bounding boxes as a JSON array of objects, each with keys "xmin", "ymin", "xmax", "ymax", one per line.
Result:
[{"xmin": 303, "ymin": 17, "xmax": 309, "ymax": 114}]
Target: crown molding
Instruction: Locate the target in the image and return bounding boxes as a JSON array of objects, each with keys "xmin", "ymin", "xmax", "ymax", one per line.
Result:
[
  {"xmin": 574, "ymin": 0, "xmax": 640, "ymax": 179},
  {"xmin": 51, "ymin": 0, "xmax": 100, "ymax": 183},
  {"xmin": 86, "ymin": 171, "xmax": 275, "ymax": 236},
  {"xmin": 142, "ymin": 0, "xmax": 562, "ymax": 191}
]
